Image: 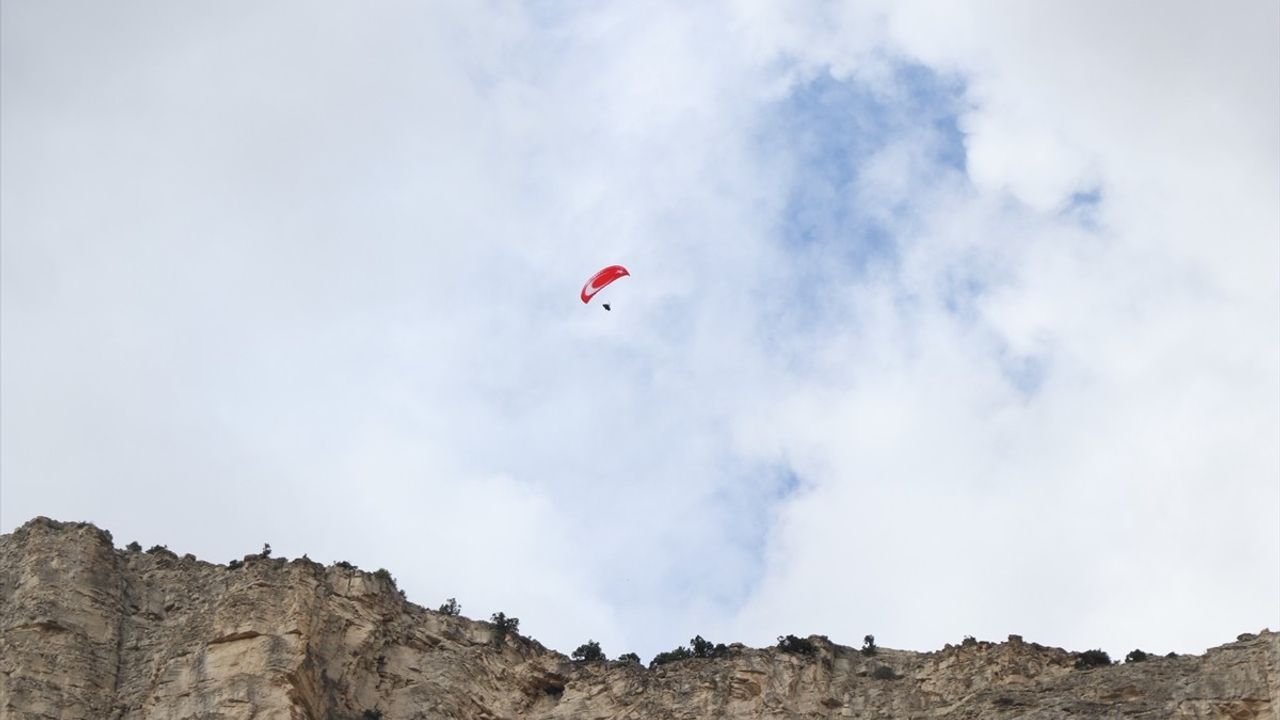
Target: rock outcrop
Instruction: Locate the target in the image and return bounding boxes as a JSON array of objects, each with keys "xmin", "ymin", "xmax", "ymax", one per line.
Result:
[{"xmin": 1, "ymin": 517, "xmax": 1276, "ymax": 719}]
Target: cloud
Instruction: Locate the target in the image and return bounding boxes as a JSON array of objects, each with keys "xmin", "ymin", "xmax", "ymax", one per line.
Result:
[
  {"xmin": 727, "ymin": 0, "xmax": 1279, "ymax": 657},
  {"xmin": 2, "ymin": 1, "xmax": 1275, "ymax": 662}
]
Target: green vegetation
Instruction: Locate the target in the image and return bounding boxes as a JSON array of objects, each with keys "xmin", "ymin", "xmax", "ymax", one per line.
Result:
[
  {"xmin": 616, "ymin": 652, "xmax": 640, "ymax": 664},
  {"xmin": 572, "ymin": 640, "xmax": 605, "ymax": 661},
  {"xmin": 648, "ymin": 633, "xmax": 730, "ymax": 667},
  {"xmin": 260, "ymin": 543, "xmax": 272, "ymax": 558},
  {"xmin": 690, "ymin": 635, "xmax": 729, "ymax": 658},
  {"xmin": 1125, "ymin": 649, "xmax": 1149, "ymax": 663},
  {"xmin": 126, "ymin": 541, "xmax": 142, "ymax": 552},
  {"xmin": 490, "ymin": 612, "xmax": 520, "ymax": 642},
  {"xmin": 649, "ymin": 646, "xmax": 693, "ymax": 668},
  {"xmin": 777, "ymin": 635, "xmax": 817, "ymax": 655},
  {"xmin": 438, "ymin": 598, "xmax": 461, "ymax": 616},
  {"xmin": 860, "ymin": 634, "xmax": 877, "ymax": 656},
  {"xmin": 1074, "ymin": 649, "xmax": 1112, "ymax": 669}
]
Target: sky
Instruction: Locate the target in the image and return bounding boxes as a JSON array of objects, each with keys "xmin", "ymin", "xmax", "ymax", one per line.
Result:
[{"xmin": 2, "ymin": 1, "xmax": 1277, "ymax": 664}]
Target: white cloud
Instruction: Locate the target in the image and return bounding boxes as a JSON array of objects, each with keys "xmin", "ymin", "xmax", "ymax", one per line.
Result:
[
  {"xmin": 2, "ymin": 0, "xmax": 1275, "ymax": 663},
  {"xmin": 728, "ymin": 0, "xmax": 1279, "ymax": 657}
]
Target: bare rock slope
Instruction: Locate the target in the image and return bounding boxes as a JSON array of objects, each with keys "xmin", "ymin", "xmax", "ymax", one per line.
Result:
[{"xmin": 1, "ymin": 517, "xmax": 1275, "ymax": 719}]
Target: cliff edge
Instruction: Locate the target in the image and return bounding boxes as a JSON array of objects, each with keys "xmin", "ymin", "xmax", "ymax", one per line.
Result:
[{"xmin": 1, "ymin": 517, "xmax": 1275, "ymax": 719}]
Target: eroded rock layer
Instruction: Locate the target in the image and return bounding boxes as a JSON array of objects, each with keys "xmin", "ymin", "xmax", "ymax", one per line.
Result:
[{"xmin": 1, "ymin": 517, "xmax": 1275, "ymax": 719}]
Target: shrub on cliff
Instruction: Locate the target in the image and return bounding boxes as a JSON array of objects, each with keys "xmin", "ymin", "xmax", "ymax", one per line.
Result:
[
  {"xmin": 616, "ymin": 652, "xmax": 641, "ymax": 664},
  {"xmin": 144, "ymin": 545, "xmax": 178, "ymax": 560},
  {"xmin": 126, "ymin": 541, "xmax": 142, "ymax": 552},
  {"xmin": 438, "ymin": 597, "xmax": 461, "ymax": 616},
  {"xmin": 861, "ymin": 635, "xmax": 878, "ymax": 656},
  {"xmin": 1125, "ymin": 649, "xmax": 1148, "ymax": 663},
  {"xmin": 490, "ymin": 612, "xmax": 520, "ymax": 642},
  {"xmin": 777, "ymin": 635, "xmax": 816, "ymax": 655},
  {"xmin": 649, "ymin": 646, "xmax": 693, "ymax": 668},
  {"xmin": 1074, "ymin": 649, "xmax": 1112, "ymax": 669},
  {"xmin": 690, "ymin": 635, "xmax": 728, "ymax": 658},
  {"xmin": 572, "ymin": 640, "xmax": 605, "ymax": 661}
]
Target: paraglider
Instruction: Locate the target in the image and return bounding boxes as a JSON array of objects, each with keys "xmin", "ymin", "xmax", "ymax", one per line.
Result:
[{"xmin": 581, "ymin": 265, "xmax": 629, "ymax": 309}]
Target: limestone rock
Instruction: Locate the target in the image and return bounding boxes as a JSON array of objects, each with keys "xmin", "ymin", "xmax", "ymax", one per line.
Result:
[{"xmin": 2, "ymin": 517, "xmax": 1275, "ymax": 719}]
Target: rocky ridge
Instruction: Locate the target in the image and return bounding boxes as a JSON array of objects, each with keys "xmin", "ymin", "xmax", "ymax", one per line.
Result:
[{"xmin": 1, "ymin": 517, "xmax": 1275, "ymax": 719}]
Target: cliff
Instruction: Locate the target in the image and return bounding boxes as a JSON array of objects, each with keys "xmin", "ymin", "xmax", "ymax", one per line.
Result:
[{"xmin": 1, "ymin": 517, "xmax": 1275, "ymax": 719}]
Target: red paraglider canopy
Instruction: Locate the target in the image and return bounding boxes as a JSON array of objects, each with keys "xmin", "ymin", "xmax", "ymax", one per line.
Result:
[{"xmin": 581, "ymin": 265, "xmax": 630, "ymax": 304}]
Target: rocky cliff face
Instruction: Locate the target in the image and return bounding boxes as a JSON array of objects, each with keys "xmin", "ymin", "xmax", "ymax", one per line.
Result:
[{"xmin": 1, "ymin": 517, "xmax": 1275, "ymax": 719}]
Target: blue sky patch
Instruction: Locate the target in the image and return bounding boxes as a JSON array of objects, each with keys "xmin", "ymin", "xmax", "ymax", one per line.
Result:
[
  {"xmin": 1062, "ymin": 187, "xmax": 1103, "ymax": 231},
  {"xmin": 1001, "ymin": 351, "xmax": 1049, "ymax": 397},
  {"xmin": 754, "ymin": 62, "xmax": 968, "ymax": 344}
]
